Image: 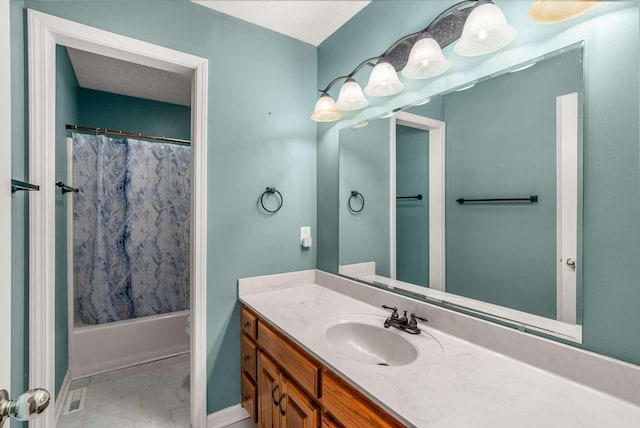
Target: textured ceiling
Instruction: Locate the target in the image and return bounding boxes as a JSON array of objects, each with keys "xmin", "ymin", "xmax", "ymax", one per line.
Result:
[
  {"xmin": 67, "ymin": 47, "xmax": 192, "ymax": 107},
  {"xmin": 192, "ymin": 0, "xmax": 371, "ymax": 46},
  {"xmin": 67, "ymin": 2, "xmax": 371, "ymax": 106}
]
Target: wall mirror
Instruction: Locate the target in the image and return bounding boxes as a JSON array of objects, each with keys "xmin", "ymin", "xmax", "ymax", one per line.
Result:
[{"xmin": 338, "ymin": 42, "xmax": 584, "ymax": 342}]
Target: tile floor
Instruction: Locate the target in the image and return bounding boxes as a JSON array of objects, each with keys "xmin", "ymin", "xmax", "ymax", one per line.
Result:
[{"xmin": 57, "ymin": 354, "xmax": 191, "ymax": 428}]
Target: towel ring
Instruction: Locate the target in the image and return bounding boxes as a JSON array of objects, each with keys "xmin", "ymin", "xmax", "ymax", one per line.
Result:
[
  {"xmin": 260, "ymin": 187, "xmax": 283, "ymax": 213},
  {"xmin": 348, "ymin": 190, "xmax": 365, "ymax": 213}
]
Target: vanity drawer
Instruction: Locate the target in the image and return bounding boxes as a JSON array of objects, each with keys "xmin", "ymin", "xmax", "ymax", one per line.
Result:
[
  {"xmin": 241, "ymin": 334, "xmax": 257, "ymax": 381},
  {"xmin": 241, "ymin": 307, "xmax": 258, "ymax": 340},
  {"xmin": 322, "ymin": 372, "xmax": 404, "ymax": 428},
  {"xmin": 257, "ymin": 321, "xmax": 320, "ymax": 398},
  {"xmin": 241, "ymin": 372, "xmax": 257, "ymax": 423}
]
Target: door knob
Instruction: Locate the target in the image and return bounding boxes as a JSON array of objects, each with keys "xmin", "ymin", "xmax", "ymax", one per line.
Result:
[
  {"xmin": 0, "ymin": 388, "xmax": 50, "ymax": 427},
  {"xmin": 566, "ymin": 258, "xmax": 576, "ymax": 268}
]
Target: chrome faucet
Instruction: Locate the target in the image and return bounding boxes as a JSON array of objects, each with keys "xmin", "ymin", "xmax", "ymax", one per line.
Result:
[{"xmin": 382, "ymin": 305, "xmax": 427, "ymax": 334}]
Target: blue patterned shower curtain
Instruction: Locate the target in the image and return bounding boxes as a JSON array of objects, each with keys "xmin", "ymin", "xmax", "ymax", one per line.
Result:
[{"xmin": 72, "ymin": 133, "xmax": 191, "ymax": 325}]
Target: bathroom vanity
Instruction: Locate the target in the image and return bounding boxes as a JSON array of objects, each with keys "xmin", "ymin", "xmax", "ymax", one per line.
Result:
[
  {"xmin": 240, "ymin": 305, "xmax": 404, "ymax": 427},
  {"xmin": 238, "ymin": 270, "xmax": 640, "ymax": 427}
]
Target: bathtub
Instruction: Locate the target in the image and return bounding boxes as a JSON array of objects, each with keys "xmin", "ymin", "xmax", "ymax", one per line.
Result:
[{"xmin": 71, "ymin": 310, "xmax": 190, "ymax": 378}]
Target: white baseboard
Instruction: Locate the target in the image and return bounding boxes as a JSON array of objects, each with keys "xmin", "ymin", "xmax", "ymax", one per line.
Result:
[
  {"xmin": 55, "ymin": 370, "xmax": 72, "ymax": 423},
  {"xmin": 207, "ymin": 404, "xmax": 250, "ymax": 428}
]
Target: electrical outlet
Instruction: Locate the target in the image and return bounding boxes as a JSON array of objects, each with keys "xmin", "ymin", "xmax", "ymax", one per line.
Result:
[{"xmin": 300, "ymin": 226, "xmax": 311, "ymax": 241}]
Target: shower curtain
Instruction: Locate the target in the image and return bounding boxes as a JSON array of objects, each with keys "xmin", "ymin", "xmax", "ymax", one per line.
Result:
[{"xmin": 72, "ymin": 132, "xmax": 191, "ymax": 325}]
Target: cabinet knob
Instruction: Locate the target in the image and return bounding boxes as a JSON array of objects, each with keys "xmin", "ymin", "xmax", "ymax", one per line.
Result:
[
  {"xmin": 271, "ymin": 386, "xmax": 279, "ymax": 405},
  {"xmin": 243, "ymin": 321, "xmax": 250, "ymax": 328},
  {"xmin": 242, "ymin": 394, "xmax": 249, "ymax": 402},
  {"xmin": 243, "ymin": 355, "xmax": 250, "ymax": 362},
  {"xmin": 278, "ymin": 394, "xmax": 286, "ymax": 416}
]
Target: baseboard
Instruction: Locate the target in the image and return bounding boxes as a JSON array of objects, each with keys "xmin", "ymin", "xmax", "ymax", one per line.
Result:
[
  {"xmin": 207, "ymin": 404, "xmax": 250, "ymax": 428},
  {"xmin": 55, "ymin": 370, "xmax": 72, "ymax": 423}
]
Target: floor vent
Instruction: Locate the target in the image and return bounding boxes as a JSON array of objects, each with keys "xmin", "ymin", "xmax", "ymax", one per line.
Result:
[{"xmin": 63, "ymin": 387, "xmax": 87, "ymax": 415}]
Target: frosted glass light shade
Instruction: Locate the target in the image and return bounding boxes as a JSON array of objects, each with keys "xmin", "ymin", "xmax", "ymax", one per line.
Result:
[
  {"xmin": 402, "ymin": 36, "xmax": 451, "ymax": 79},
  {"xmin": 364, "ymin": 62, "xmax": 404, "ymax": 97},
  {"xmin": 336, "ymin": 78, "xmax": 369, "ymax": 111},
  {"xmin": 310, "ymin": 93, "xmax": 341, "ymax": 122},
  {"xmin": 528, "ymin": 1, "xmax": 598, "ymax": 24},
  {"xmin": 455, "ymin": 2, "xmax": 517, "ymax": 57}
]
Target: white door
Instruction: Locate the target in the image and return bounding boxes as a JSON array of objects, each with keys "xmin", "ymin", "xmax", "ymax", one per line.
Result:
[
  {"xmin": 556, "ymin": 92, "xmax": 579, "ymax": 324},
  {"xmin": 1, "ymin": 0, "xmax": 12, "ymax": 396}
]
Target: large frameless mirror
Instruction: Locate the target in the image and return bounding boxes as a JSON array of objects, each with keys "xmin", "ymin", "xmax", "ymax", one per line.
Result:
[{"xmin": 338, "ymin": 42, "xmax": 584, "ymax": 341}]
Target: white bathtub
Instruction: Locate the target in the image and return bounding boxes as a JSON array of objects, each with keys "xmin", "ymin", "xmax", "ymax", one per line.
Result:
[{"xmin": 71, "ymin": 310, "xmax": 190, "ymax": 378}]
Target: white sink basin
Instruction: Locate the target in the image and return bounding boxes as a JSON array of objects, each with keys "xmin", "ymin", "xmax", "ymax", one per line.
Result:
[{"xmin": 325, "ymin": 322, "xmax": 418, "ymax": 366}]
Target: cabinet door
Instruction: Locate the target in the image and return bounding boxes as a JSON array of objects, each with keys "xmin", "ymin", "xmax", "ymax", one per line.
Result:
[
  {"xmin": 258, "ymin": 352, "xmax": 281, "ymax": 428},
  {"xmin": 280, "ymin": 376, "xmax": 319, "ymax": 428}
]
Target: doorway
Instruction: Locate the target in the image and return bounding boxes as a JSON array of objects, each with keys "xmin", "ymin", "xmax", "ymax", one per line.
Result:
[
  {"xmin": 391, "ymin": 112, "xmax": 446, "ymax": 291},
  {"xmin": 28, "ymin": 10, "xmax": 208, "ymax": 428}
]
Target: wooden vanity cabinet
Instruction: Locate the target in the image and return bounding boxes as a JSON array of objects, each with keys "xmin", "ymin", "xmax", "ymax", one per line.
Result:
[
  {"xmin": 242, "ymin": 304, "xmax": 402, "ymax": 428},
  {"xmin": 240, "ymin": 307, "xmax": 259, "ymax": 422},
  {"xmin": 257, "ymin": 352, "xmax": 319, "ymax": 428}
]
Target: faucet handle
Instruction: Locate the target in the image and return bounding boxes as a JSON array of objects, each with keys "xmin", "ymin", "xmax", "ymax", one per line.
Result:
[
  {"xmin": 410, "ymin": 313, "xmax": 428, "ymax": 323},
  {"xmin": 382, "ymin": 305, "xmax": 399, "ymax": 318}
]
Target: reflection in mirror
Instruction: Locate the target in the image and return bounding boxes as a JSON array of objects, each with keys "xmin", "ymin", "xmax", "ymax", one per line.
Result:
[{"xmin": 339, "ymin": 43, "xmax": 584, "ymax": 338}]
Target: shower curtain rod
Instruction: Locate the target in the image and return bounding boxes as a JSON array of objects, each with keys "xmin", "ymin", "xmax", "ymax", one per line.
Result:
[{"xmin": 66, "ymin": 124, "xmax": 191, "ymax": 145}]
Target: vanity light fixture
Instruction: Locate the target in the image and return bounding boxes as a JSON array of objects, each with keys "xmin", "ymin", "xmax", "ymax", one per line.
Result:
[
  {"xmin": 336, "ymin": 77, "xmax": 369, "ymax": 111},
  {"xmin": 311, "ymin": 0, "xmax": 517, "ymax": 122},
  {"xmin": 353, "ymin": 121, "xmax": 369, "ymax": 129},
  {"xmin": 402, "ymin": 35, "xmax": 451, "ymax": 80},
  {"xmin": 528, "ymin": 0, "xmax": 598, "ymax": 24},
  {"xmin": 364, "ymin": 61, "xmax": 405, "ymax": 97},
  {"xmin": 454, "ymin": 1, "xmax": 517, "ymax": 56},
  {"xmin": 310, "ymin": 92, "xmax": 341, "ymax": 122}
]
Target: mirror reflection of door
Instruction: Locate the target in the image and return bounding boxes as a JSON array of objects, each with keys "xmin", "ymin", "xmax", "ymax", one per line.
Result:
[{"xmin": 395, "ymin": 125, "xmax": 430, "ymax": 287}]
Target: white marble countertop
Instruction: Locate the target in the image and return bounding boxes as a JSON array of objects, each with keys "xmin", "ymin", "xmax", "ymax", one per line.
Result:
[{"xmin": 240, "ymin": 282, "xmax": 640, "ymax": 428}]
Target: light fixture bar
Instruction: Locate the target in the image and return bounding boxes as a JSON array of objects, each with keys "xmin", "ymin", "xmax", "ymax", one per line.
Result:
[{"xmin": 311, "ymin": 0, "xmax": 516, "ymax": 122}]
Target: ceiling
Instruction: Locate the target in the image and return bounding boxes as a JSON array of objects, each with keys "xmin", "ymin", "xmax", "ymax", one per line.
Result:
[
  {"xmin": 192, "ymin": 1, "xmax": 371, "ymax": 46},
  {"xmin": 67, "ymin": 47, "xmax": 192, "ymax": 106},
  {"xmin": 67, "ymin": 1, "xmax": 370, "ymax": 107}
]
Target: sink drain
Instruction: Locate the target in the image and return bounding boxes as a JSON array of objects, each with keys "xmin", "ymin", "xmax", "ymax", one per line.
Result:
[{"xmin": 376, "ymin": 362, "xmax": 389, "ymax": 366}]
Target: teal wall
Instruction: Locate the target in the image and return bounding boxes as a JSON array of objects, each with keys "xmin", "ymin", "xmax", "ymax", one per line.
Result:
[
  {"xmin": 396, "ymin": 125, "xmax": 429, "ymax": 287},
  {"xmin": 10, "ymin": 4, "xmax": 28, "ymax": 424},
  {"xmin": 11, "ymin": 0, "xmax": 317, "ymax": 415},
  {"xmin": 77, "ymin": 88, "xmax": 191, "ymax": 140},
  {"xmin": 338, "ymin": 119, "xmax": 391, "ymax": 275},
  {"xmin": 444, "ymin": 47, "xmax": 583, "ymax": 318},
  {"xmin": 317, "ymin": 1, "xmax": 640, "ymax": 366}
]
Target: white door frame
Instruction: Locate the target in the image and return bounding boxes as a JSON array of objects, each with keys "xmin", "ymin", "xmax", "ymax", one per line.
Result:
[
  {"xmin": 556, "ymin": 92, "xmax": 579, "ymax": 324},
  {"xmin": 393, "ymin": 112, "xmax": 446, "ymax": 291},
  {"xmin": 28, "ymin": 10, "xmax": 208, "ymax": 428},
  {"xmin": 0, "ymin": 0, "xmax": 12, "ymax": 396}
]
